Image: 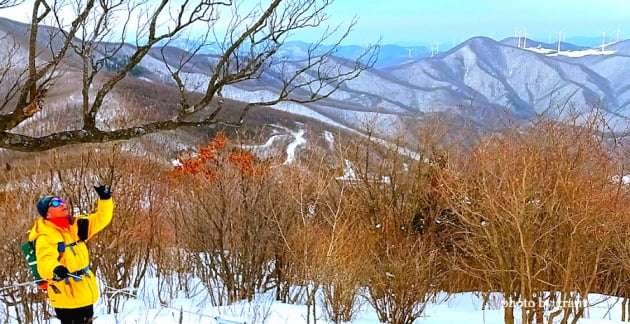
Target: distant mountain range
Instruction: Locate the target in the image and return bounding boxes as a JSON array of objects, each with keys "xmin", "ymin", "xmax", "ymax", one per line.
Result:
[
  {"xmin": 163, "ymin": 36, "xmax": 616, "ymax": 69},
  {"xmin": 247, "ymin": 36, "xmax": 630, "ymax": 134},
  {"xmin": 3, "ymin": 15, "xmax": 630, "ymax": 145},
  {"xmin": 157, "ymin": 38, "xmax": 433, "ymax": 69}
]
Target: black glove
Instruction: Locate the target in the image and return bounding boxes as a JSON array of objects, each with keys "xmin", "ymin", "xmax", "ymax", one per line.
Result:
[
  {"xmin": 94, "ymin": 184, "xmax": 112, "ymax": 200},
  {"xmin": 53, "ymin": 265, "xmax": 69, "ymax": 281}
]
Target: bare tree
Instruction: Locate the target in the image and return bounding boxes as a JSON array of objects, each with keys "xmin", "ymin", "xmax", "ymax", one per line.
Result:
[
  {"xmin": 0, "ymin": 0, "xmax": 377, "ymax": 151},
  {"xmin": 0, "ymin": 0, "xmax": 23, "ymax": 9}
]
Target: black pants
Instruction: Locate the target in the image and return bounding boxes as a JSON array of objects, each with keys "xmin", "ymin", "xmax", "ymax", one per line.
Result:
[{"xmin": 54, "ymin": 305, "xmax": 93, "ymax": 324}]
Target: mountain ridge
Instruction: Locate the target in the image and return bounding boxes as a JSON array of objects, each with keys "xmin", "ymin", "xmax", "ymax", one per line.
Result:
[{"xmin": 2, "ymin": 16, "xmax": 630, "ymax": 147}]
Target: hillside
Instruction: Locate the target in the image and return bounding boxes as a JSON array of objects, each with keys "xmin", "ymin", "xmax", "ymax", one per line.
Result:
[
  {"xmin": 135, "ymin": 34, "xmax": 630, "ymax": 134},
  {"xmin": 2, "ymin": 16, "xmax": 630, "ymax": 156}
]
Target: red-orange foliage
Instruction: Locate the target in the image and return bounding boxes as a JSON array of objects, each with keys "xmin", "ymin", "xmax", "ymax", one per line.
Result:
[
  {"xmin": 170, "ymin": 133, "xmax": 266, "ymax": 179},
  {"xmin": 227, "ymin": 151, "xmax": 268, "ymax": 175}
]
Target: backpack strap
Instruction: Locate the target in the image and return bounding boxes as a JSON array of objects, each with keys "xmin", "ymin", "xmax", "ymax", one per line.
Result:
[
  {"xmin": 56, "ymin": 242, "xmax": 64, "ymax": 260},
  {"xmin": 57, "ymin": 241, "xmax": 82, "ymax": 257},
  {"xmin": 56, "ymin": 219, "xmax": 89, "ymax": 257}
]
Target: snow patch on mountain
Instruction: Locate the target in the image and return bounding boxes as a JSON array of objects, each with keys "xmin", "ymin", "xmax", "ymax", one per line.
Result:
[
  {"xmin": 284, "ymin": 128, "xmax": 306, "ymax": 164},
  {"xmin": 525, "ymin": 47, "xmax": 617, "ymax": 57},
  {"xmin": 323, "ymin": 131, "xmax": 335, "ymax": 150}
]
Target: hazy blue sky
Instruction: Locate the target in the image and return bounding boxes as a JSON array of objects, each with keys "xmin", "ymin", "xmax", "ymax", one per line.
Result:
[
  {"xmin": 325, "ymin": 0, "xmax": 630, "ymax": 45},
  {"xmin": 1, "ymin": 0, "xmax": 629, "ymax": 46}
]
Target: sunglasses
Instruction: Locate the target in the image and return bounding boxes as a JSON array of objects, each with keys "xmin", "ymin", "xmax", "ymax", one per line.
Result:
[{"xmin": 49, "ymin": 198, "xmax": 65, "ymax": 208}]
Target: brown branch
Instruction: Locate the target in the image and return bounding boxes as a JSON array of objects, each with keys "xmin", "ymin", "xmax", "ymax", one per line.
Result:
[
  {"xmin": 0, "ymin": 0, "xmax": 375, "ymax": 152},
  {"xmin": 0, "ymin": 117, "xmax": 216, "ymax": 151}
]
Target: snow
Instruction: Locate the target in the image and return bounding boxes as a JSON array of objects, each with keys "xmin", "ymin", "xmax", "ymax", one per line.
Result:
[
  {"xmin": 323, "ymin": 131, "xmax": 335, "ymax": 150},
  {"xmin": 611, "ymin": 174, "xmax": 630, "ymax": 185},
  {"xmin": 284, "ymin": 129, "xmax": 306, "ymax": 164},
  {"xmin": 524, "ymin": 47, "xmax": 617, "ymax": 57},
  {"xmin": 239, "ymin": 125, "xmax": 306, "ymax": 164},
  {"xmin": 336, "ymin": 160, "xmax": 357, "ymax": 181},
  {"xmin": 47, "ymin": 282, "xmax": 623, "ymax": 324}
]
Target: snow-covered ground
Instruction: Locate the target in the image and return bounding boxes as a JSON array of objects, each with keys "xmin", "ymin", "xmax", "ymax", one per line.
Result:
[
  {"xmin": 5, "ymin": 266, "xmax": 623, "ymax": 323},
  {"xmin": 82, "ymin": 283, "xmax": 626, "ymax": 324}
]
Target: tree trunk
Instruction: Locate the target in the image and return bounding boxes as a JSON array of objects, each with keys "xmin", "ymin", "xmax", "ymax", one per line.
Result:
[
  {"xmin": 570, "ymin": 306, "xmax": 585, "ymax": 324},
  {"xmin": 623, "ymin": 297, "xmax": 629, "ymax": 322},
  {"xmin": 504, "ymin": 306, "xmax": 515, "ymax": 324}
]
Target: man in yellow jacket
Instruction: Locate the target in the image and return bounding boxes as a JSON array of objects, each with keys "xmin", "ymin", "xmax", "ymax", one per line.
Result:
[{"xmin": 29, "ymin": 185, "xmax": 114, "ymax": 324}]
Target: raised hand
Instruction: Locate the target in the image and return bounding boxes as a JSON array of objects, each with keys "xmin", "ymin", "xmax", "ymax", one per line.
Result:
[{"xmin": 93, "ymin": 185, "xmax": 112, "ymax": 200}]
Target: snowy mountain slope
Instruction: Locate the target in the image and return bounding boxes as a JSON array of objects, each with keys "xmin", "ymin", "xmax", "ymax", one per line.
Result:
[
  {"xmin": 386, "ymin": 37, "xmax": 623, "ymax": 124},
  {"xmin": 3, "ymin": 16, "xmax": 630, "ymax": 138},
  {"xmin": 605, "ymin": 39, "xmax": 630, "ymax": 55}
]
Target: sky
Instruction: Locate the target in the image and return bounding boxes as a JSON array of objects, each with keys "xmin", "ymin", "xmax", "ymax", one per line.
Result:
[
  {"xmin": 1, "ymin": 0, "xmax": 629, "ymax": 47},
  {"xmin": 323, "ymin": 0, "xmax": 630, "ymax": 46}
]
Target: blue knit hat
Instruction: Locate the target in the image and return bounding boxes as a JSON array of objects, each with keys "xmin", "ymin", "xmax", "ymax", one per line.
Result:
[{"xmin": 36, "ymin": 196, "xmax": 54, "ymax": 217}]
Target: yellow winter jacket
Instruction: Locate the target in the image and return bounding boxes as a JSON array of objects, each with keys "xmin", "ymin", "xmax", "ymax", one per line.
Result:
[{"xmin": 28, "ymin": 198, "xmax": 114, "ymax": 309}]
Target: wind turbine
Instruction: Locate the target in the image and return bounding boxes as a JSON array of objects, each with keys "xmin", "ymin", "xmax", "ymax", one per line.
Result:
[
  {"xmin": 430, "ymin": 42, "xmax": 441, "ymax": 57},
  {"xmin": 601, "ymin": 32, "xmax": 607, "ymax": 52},
  {"xmin": 617, "ymin": 26, "xmax": 622, "ymax": 42},
  {"xmin": 556, "ymin": 31, "xmax": 564, "ymax": 55},
  {"xmin": 515, "ymin": 28, "xmax": 527, "ymax": 48},
  {"xmin": 406, "ymin": 47, "xmax": 413, "ymax": 59}
]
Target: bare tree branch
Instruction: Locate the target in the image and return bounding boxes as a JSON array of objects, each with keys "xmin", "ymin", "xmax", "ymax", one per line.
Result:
[
  {"xmin": 0, "ymin": 0, "xmax": 23, "ymax": 9},
  {"xmin": 0, "ymin": 0, "xmax": 376, "ymax": 152}
]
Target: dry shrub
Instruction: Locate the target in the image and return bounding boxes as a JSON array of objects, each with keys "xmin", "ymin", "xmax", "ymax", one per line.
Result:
[
  {"xmin": 265, "ymin": 149, "xmax": 369, "ymax": 323},
  {"xmin": 262, "ymin": 161, "xmax": 334, "ymax": 324},
  {"xmin": 261, "ymin": 163, "xmax": 320, "ymax": 306},
  {"xmin": 334, "ymin": 133, "xmax": 443, "ymax": 324},
  {"xmin": 0, "ymin": 188, "xmax": 51, "ymax": 323},
  {"xmin": 363, "ymin": 235, "xmax": 439, "ymax": 324},
  {"xmin": 168, "ymin": 134, "xmax": 280, "ymax": 305},
  {"xmin": 440, "ymin": 119, "xmax": 630, "ymax": 324},
  {"xmin": 316, "ymin": 183, "xmax": 366, "ymax": 324},
  {"xmin": 357, "ymin": 185, "xmax": 442, "ymax": 324}
]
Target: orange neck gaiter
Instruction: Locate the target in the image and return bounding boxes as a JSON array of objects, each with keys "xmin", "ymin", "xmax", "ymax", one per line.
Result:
[{"xmin": 47, "ymin": 217, "xmax": 71, "ymax": 229}]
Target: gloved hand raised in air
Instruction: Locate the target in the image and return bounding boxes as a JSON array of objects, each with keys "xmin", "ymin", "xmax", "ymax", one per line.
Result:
[
  {"xmin": 52, "ymin": 265, "xmax": 69, "ymax": 281},
  {"xmin": 94, "ymin": 184, "xmax": 112, "ymax": 200}
]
